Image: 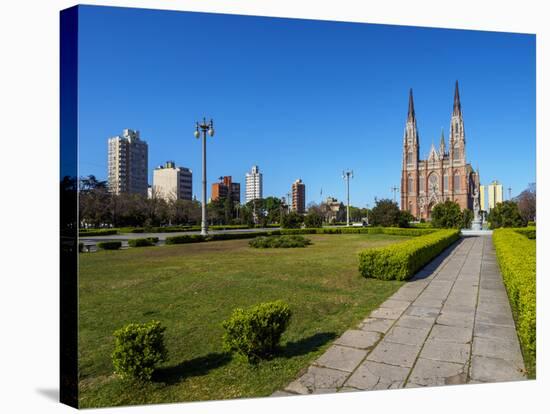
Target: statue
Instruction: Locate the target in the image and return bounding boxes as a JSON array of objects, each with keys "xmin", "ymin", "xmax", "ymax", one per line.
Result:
[{"xmin": 471, "ymin": 187, "xmax": 482, "ymax": 230}]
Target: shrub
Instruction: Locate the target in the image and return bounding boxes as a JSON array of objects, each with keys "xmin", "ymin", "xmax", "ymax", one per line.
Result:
[
  {"xmin": 488, "ymin": 201, "xmax": 526, "ymax": 229},
  {"xmin": 280, "ymin": 212, "xmax": 304, "ymax": 229},
  {"xmin": 222, "ymin": 300, "xmax": 292, "ymax": 362},
  {"xmin": 128, "ymin": 237, "xmax": 159, "ymax": 247},
  {"xmin": 398, "ymin": 210, "xmax": 414, "ymax": 228},
  {"xmin": 79, "ymin": 229, "xmax": 118, "ymax": 237},
  {"xmin": 431, "ymin": 201, "xmax": 463, "ymax": 228},
  {"xmin": 112, "ymin": 321, "xmax": 168, "ymax": 381},
  {"xmin": 78, "ymin": 242, "xmax": 84, "ymax": 253},
  {"xmin": 358, "ymin": 229, "xmax": 460, "ymax": 280},
  {"xmin": 493, "ymin": 228, "xmax": 536, "ymax": 375},
  {"xmin": 249, "ymin": 235, "xmax": 311, "ymax": 248},
  {"xmin": 304, "ymin": 211, "xmax": 323, "ymax": 228},
  {"xmin": 97, "ymin": 241, "xmax": 122, "ymax": 250},
  {"xmin": 514, "ymin": 227, "xmax": 536, "ymax": 240},
  {"xmin": 527, "ymin": 221, "xmax": 536, "ymax": 227},
  {"xmin": 462, "ymin": 208, "xmax": 474, "ymax": 229},
  {"xmin": 165, "ymin": 234, "xmax": 205, "ymax": 244},
  {"xmin": 207, "ymin": 231, "xmax": 271, "ymax": 241}
]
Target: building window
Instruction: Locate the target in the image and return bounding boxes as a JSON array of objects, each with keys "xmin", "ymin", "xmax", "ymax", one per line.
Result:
[
  {"xmin": 419, "ymin": 175, "xmax": 425, "ymax": 193},
  {"xmin": 408, "ymin": 175, "xmax": 414, "ymax": 194},
  {"xmin": 429, "ymin": 173, "xmax": 439, "ymax": 192},
  {"xmin": 407, "ymin": 150, "xmax": 413, "ymax": 164},
  {"xmin": 454, "ymin": 172, "xmax": 461, "ymax": 191},
  {"xmin": 408, "ymin": 201, "xmax": 412, "ymax": 213},
  {"xmin": 444, "ymin": 173, "xmax": 449, "ymax": 191}
]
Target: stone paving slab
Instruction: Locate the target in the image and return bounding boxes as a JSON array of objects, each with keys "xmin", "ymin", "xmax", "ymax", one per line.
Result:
[
  {"xmin": 334, "ymin": 330, "xmax": 380, "ymax": 349},
  {"xmin": 358, "ymin": 318, "xmax": 394, "ymax": 334},
  {"xmin": 276, "ymin": 235, "xmax": 527, "ymax": 397},
  {"xmin": 315, "ymin": 345, "xmax": 368, "ymax": 372}
]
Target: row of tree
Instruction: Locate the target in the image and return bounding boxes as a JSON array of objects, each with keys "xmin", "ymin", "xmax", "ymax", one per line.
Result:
[{"xmin": 77, "ymin": 175, "xmax": 536, "ymax": 229}]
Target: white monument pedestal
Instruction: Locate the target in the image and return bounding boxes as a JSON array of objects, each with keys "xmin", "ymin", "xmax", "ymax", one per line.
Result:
[{"xmin": 471, "ymin": 219, "xmax": 482, "ymax": 231}]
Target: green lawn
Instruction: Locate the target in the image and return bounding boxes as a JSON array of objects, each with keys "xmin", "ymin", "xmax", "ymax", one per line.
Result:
[{"xmin": 78, "ymin": 233, "xmax": 409, "ymax": 408}]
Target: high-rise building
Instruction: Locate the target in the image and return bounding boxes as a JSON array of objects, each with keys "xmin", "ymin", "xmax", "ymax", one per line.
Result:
[
  {"xmin": 211, "ymin": 176, "xmax": 240, "ymax": 203},
  {"xmin": 400, "ymin": 82, "xmax": 480, "ymax": 220},
  {"xmin": 108, "ymin": 129, "xmax": 148, "ymax": 195},
  {"xmin": 292, "ymin": 179, "xmax": 306, "ymax": 214},
  {"xmin": 152, "ymin": 161, "xmax": 192, "ymax": 201},
  {"xmin": 245, "ymin": 165, "xmax": 263, "ymax": 203},
  {"xmin": 486, "ymin": 180, "xmax": 503, "ymax": 211}
]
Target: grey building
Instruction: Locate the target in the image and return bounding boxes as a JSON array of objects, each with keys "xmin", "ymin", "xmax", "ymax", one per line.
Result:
[
  {"xmin": 108, "ymin": 129, "xmax": 148, "ymax": 195},
  {"xmin": 152, "ymin": 161, "xmax": 193, "ymax": 201}
]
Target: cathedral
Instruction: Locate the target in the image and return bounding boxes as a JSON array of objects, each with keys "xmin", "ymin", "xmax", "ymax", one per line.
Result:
[{"xmin": 400, "ymin": 81, "xmax": 480, "ymax": 221}]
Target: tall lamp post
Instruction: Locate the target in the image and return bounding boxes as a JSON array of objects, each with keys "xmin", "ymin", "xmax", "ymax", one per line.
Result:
[
  {"xmin": 342, "ymin": 170, "xmax": 353, "ymax": 226},
  {"xmin": 194, "ymin": 118, "xmax": 215, "ymax": 236},
  {"xmin": 390, "ymin": 185, "xmax": 399, "ymax": 204}
]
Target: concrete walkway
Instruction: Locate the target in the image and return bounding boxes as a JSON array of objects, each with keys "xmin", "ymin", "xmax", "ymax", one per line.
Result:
[{"xmin": 275, "ymin": 235, "xmax": 526, "ymax": 396}]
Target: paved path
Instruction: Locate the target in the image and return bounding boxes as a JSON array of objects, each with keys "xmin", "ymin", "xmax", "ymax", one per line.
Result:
[{"xmin": 275, "ymin": 235, "xmax": 526, "ymax": 396}]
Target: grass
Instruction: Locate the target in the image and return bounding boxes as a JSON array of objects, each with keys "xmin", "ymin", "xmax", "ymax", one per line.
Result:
[{"xmin": 78, "ymin": 233, "xmax": 410, "ymax": 408}]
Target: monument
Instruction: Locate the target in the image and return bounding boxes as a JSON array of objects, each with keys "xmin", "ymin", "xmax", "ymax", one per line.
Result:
[{"xmin": 471, "ymin": 188, "xmax": 482, "ymax": 230}]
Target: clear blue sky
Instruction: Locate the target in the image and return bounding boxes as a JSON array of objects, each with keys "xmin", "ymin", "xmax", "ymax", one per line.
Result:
[{"xmin": 77, "ymin": 5, "xmax": 536, "ymax": 207}]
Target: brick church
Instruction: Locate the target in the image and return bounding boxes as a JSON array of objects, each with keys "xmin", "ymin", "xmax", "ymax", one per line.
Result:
[{"xmin": 401, "ymin": 81, "xmax": 480, "ymax": 221}]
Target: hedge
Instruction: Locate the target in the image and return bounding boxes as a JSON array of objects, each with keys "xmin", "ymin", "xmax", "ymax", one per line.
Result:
[
  {"xmin": 513, "ymin": 227, "xmax": 536, "ymax": 240},
  {"xmin": 79, "ymin": 229, "xmax": 118, "ymax": 237},
  {"xmin": 493, "ymin": 228, "xmax": 536, "ymax": 375},
  {"xmin": 128, "ymin": 237, "xmax": 159, "ymax": 247},
  {"xmin": 249, "ymin": 235, "xmax": 311, "ymax": 248},
  {"xmin": 97, "ymin": 241, "xmax": 122, "ymax": 250},
  {"xmin": 165, "ymin": 234, "xmax": 206, "ymax": 244},
  {"xmin": 358, "ymin": 229, "xmax": 460, "ymax": 281}
]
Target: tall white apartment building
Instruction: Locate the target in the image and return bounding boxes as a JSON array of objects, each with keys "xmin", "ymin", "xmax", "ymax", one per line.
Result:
[
  {"xmin": 108, "ymin": 129, "xmax": 148, "ymax": 195},
  {"xmin": 152, "ymin": 161, "xmax": 193, "ymax": 201},
  {"xmin": 245, "ymin": 165, "xmax": 263, "ymax": 203}
]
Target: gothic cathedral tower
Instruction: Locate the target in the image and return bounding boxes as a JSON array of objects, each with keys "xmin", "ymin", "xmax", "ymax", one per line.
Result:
[
  {"xmin": 400, "ymin": 81, "xmax": 479, "ymax": 221},
  {"xmin": 401, "ymin": 89, "xmax": 420, "ymax": 217}
]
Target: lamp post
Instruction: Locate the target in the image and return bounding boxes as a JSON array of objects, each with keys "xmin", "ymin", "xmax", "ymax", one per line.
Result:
[
  {"xmin": 342, "ymin": 170, "xmax": 353, "ymax": 226},
  {"xmin": 390, "ymin": 185, "xmax": 399, "ymax": 203},
  {"xmin": 194, "ymin": 118, "xmax": 215, "ymax": 236}
]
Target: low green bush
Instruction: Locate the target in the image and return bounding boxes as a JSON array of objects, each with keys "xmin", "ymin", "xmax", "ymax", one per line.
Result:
[
  {"xmin": 97, "ymin": 241, "xmax": 122, "ymax": 250},
  {"xmin": 79, "ymin": 229, "xmax": 118, "ymax": 237},
  {"xmin": 222, "ymin": 300, "xmax": 292, "ymax": 362},
  {"xmin": 493, "ymin": 228, "xmax": 536, "ymax": 375},
  {"xmin": 207, "ymin": 231, "xmax": 271, "ymax": 241},
  {"xmin": 128, "ymin": 237, "xmax": 159, "ymax": 247},
  {"xmin": 249, "ymin": 235, "xmax": 312, "ymax": 248},
  {"xmin": 358, "ymin": 229, "xmax": 460, "ymax": 280},
  {"xmin": 165, "ymin": 234, "xmax": 205, "ymax": 244},
  {"xmin": 211, "ymin": 225, "xmax": 251, "ymax": 230},
  {"xmin": 112, "ymin": 321, "xmax": 168, "ymax": 381},
  {"xmin": 513, "ymin": 227, "xmax": 536, "ymax": 240},
  {"xmin": 527, "ymin": 221, "xmax": 536, "ymax": 227}
]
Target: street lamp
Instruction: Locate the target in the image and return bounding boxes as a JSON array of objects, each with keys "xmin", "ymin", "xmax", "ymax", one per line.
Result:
[
  {"xmin": 342, "ymin": 170, "xmax": 353, "ymax": 226},
  {"xmin": 390, "ymin": 185, "xmax": 399, "ymax": 203},
  {"xmin": 194, "ymin": 118, "xmax": 215, "ymax": 236}
]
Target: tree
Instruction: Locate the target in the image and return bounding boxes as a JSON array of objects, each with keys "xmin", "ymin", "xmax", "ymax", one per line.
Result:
[
  {"xmin": 431, "ymin": 200, "xmax": 463, "ymax": 229},
  {"xmin": 398, "ymin": 210, "xmax": 414, "ymax": 228},
  {"xmin": 281, "ymin": 211, "xmax": 304, "ymax": 229},
  {"xmin": 462, "ymin": 208, "xmax": 474, "ymax": 229},
  {"xmin": 369, "ymin": 199, "xmax": 401, "ymax": 227},
  {"xmin": 487, "ymin": 201, "xmax": 525, "ymax": 229},
  {"xmin": 516, "ymin": 184, "xmax": 536, "ymax": 223},
  {"xmin": 304, "ymin": 211, "xmax": 323, "ymax": 228}
]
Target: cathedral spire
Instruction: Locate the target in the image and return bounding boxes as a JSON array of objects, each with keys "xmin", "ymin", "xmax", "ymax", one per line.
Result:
[
  {"xmin": 408, "ymin": 88, "xmax": 415, "ymax": 121},
  {"xmin": 439, "ymin": 128, "xmax": 446, "ymax": 155},
  {"xmin": 453, "ymin": 80, "xmax": 461, "ymax": 116}
]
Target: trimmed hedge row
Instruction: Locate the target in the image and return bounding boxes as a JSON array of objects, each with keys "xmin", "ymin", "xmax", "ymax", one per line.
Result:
[
  {"xmin": 493, "ymin": 228, "xmax": 536, "ymax": 374},
  {"xmin": 358, "ymin": 229, "xmax": 460, "ymax": 281},
  {"xmin": 128, "ymin": 237, "xmax": 159, "ymax": 247},
  {"xmin": 513, "ymin": 227, "xmax": 536, "ymax": 240},
  {"xmin": 79, "ymin": 229, "xmax": 118, "ymax": 237},
  {"xmin": 97, "ymin": 241, "xmax": 122, "ymax": 250},
  {"xmin": 163, "ymin": 227, "xmax": 432, "ymax": 246},
  {"xmin": 249, "ymin": 235, "xmax": 311, "ymax": 248}
]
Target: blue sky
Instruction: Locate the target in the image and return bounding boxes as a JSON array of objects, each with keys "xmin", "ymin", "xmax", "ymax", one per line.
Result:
[{"xmin": 77, "ymin": 5, "xmax": 536, "ymax": 207}]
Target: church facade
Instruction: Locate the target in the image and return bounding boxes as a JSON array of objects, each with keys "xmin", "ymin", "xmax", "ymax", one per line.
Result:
[{"xmin": 400, "ymin": 82, "xmax": 480, "ymax": 221}]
